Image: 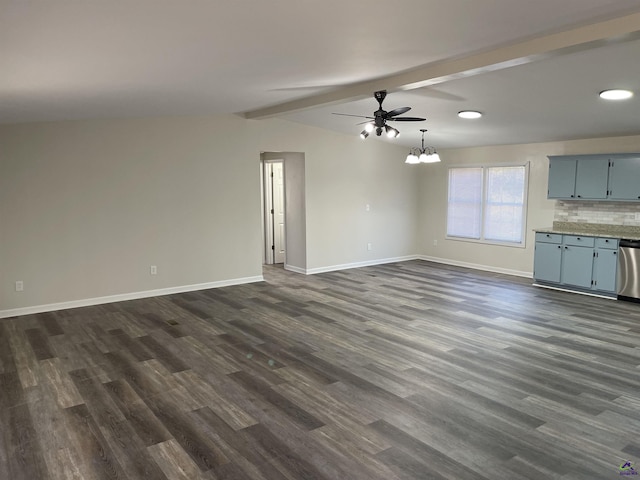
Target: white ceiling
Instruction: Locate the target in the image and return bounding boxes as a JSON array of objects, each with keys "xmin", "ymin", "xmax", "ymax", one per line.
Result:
[{"xmin": 2, "ymin": 0, "xmax": 640, "ymax": 149}]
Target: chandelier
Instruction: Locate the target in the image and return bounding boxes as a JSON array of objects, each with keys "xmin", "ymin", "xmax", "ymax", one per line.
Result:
[{"xmin": 405, "ymin": 129, "xmax": 441, "ymax": 164}]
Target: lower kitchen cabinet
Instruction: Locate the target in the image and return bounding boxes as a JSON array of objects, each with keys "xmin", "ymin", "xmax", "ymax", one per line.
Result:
[
  {"xmin": 593, "ymin": 249, "xmax": 618, "ymax": 292},
  {"xmin": 534, "ymin": 233, "xmax": 618, "ymax": 296},
  {"xmin": 592, "ymin": 239, "xmax": 619, "ymax": 293},
  {"xmin": 533, "ymin": 241, "xmax": 562, "ymax": 283},
  {"xmin": 561, "ymin": 244, "xmax": 594, "ymax": 289}
]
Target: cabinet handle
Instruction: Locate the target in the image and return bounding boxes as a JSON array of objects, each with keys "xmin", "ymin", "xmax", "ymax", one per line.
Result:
[
  {"xmin": 614, "ymin": 252, "xmax": 617, "ymax": 255},
  {"xmin": 570, "ymin": 194, "xmax": 575, "ymax": 198},
  {"xmin": 546, "ymin": 234, "xmax": 550, "ymax": 237},
  {"xmin": 577, "ymin": 195, "xmax": 582, "ymax": 198},
  {"xmin": 557, "ymin": 245, "xmax": 561, "ymax": 249},
  {"xmin": 565, "ymin": 246, "xmax": 568, "ymax": 249},
  {"xmin": 577, "ymin": 237, "xmax": 581, "ymax": 240},
  {"xmin": 605, "ymin": 239, "xmax": 609, "ymax": 242}
]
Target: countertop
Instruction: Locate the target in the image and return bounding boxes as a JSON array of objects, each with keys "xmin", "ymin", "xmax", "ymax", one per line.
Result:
[{"xmin": 534, "ymin": 222, "xmax": 640, "ymax": 241}]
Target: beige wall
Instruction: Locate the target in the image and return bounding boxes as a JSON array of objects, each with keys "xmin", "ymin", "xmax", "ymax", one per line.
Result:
[
  {"xmin": 4, "ymin": 111, "xmax": 638, "ymax": 315},
  {"xmin": 1, "ymin": 115, "xmax": 417, "ymax": 314},
  {"xmin": 417, "ymin": 135, "xmax": 640, "ymax": 276},
  {"xmin": 249, "ymin": 119, "xmax": 419, "ymax": 272}
]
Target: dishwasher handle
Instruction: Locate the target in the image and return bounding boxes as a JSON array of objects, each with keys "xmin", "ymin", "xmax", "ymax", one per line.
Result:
[{"xmin": 620, "ymin": 239, "xmax": 640, "ymax": 248}]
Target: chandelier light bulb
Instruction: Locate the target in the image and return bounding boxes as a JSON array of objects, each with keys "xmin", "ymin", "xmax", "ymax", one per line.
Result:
[{"xmin": 405, "ymin": 153, "xmax": 420, "ymax": 164}]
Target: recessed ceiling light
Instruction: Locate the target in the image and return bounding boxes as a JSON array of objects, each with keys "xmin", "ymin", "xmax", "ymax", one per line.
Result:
[
  {"xmin": 458, "ymin": 110, "xmax": 482, "ymax": 119},
  {"xmin": 599, "ymin": 89, "xmax": 633, "ymax": 100}
]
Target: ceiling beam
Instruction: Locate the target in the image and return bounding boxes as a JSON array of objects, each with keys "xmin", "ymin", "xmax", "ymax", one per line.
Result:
[{"xmin": 243, "ymin": 11, "xmax": 640, "ymax": 120}]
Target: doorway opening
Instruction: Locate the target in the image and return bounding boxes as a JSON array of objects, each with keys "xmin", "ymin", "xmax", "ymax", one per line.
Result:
[
  {"xmin": 263, "ymin": 160, "xmax": 285, "ymax": 264},
  {"xmin": 260, "ymin": 152, "xmax": 306, "ymax": 273}
]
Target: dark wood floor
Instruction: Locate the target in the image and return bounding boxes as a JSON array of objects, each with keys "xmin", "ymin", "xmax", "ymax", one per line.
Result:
[{"xmin": 2, "ymin": 260, "xmax": 640, "ymax": 479}]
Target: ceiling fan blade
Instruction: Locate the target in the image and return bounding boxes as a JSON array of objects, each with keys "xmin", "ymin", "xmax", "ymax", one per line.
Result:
[
  {"xmin": 385, "ymin": 106, "xmax": 411, "ymax": 118},
  {"xmin": 332, "ymin": 113, "xmax": 374, "ymax": 119},
  {"xmin": 387, "ymin": 116, "xmax": 426, "ymax": 122}
]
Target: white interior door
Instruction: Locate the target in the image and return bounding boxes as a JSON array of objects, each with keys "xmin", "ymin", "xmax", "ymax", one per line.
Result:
[
  {"xmin": 263, "ymin": 161, "xmax": 285, "ymax": 264},
  {"xmin": 272, "ymin": 162, "xmax": 285, "ymax": 263}
]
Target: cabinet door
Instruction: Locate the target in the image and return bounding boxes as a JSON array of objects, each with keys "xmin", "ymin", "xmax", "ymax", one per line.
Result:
[
  {"xmin": 574, "ymin": 158, "xmax": 609, "ymax": 199},
  {"xmin": 608, "ymin": 156, "xmax": 640, "ymax": 200},
  {"xmin": 561, "ymin": 245, "xmax": 594, "ymax": 288},
  {"xmin": 534, "ymin": 242, "xmax": 562, "ymax": 283},
  {"xmin": 547, "ymin": 157, "xmax": 577, "ymax": 199},
  {"xmin": 593, "ymin": 249, "xmax": 618, "ymax": 292}
]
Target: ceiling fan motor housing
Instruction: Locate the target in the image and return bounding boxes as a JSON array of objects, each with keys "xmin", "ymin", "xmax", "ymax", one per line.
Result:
[{"xmin": 331, "ymin": 89, "xmax": 424, "ymax": 137}]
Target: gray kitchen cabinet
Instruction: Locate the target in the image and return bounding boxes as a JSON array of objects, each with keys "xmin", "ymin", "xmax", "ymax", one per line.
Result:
[
  {"xmin": 533, "ymin": 240, "xmax": 562, "ymax": 283},
  {"xmin": 561, "ymin": 244, "xmax": 594, "ymax": 289},
  {"xmin": 593, "ymin": 249, "xmax": 618, "ymax": 292},
  {"xmin": 574, "ymin": 158, "xmax": 609, "ymax": 199},
  {"xmin": 608, "ymin": 156, "xmax": 640, "ymax": 200},
  {"xmin": 547, "ymin": 155, "xmax": 609, "ymax": 199},
  {"xmin": 548, "ymin": 157, "xmax": 578, "ymax": 199},
  {"xmin": 534, "ymin": 233, "xmax": 619, "ymax": 297},
  {"xmin": 592, "ymin": 238, "xmax": 619, "ymax": 293}
]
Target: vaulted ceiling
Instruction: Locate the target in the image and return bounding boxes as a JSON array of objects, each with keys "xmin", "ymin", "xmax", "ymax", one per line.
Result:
[{"xmin": 3, "ymin": 1, "xmax": 640, "ymax": 148}]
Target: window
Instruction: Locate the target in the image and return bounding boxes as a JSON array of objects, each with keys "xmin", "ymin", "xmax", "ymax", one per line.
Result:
[{"xmin": 446, "ymin": 164, "xmax": 528, "ymax": 245}]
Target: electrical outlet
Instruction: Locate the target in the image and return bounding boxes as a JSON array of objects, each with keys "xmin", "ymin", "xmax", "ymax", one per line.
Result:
[
  {"xmin": 150, "ymin": 265, "xmax": 157, "ymax": 275},
  {"xmin": 15, "ymin": 281, "xmax": 24, "ymax": 292},
  {"xmin": 367, "ymin": 243, "xmax": 373, "ymax": 251},
  {"xmin": 365, "ymin": 204, "xmax": 370, "ymax": 212},
  {"xmin": 433, "ymin": 239, "xmax": 438, "ymax": 246}
]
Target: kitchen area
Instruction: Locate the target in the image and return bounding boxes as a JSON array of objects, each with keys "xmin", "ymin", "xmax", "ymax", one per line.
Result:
[{"xmin": 533, "ymin": 153, "xmax": 640, "ymax": 302}]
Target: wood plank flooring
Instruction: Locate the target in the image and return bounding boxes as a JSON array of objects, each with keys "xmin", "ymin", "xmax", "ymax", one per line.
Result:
[{"xmin": 2, "ymin": 260, "xmax": 640, "ymax": 479}]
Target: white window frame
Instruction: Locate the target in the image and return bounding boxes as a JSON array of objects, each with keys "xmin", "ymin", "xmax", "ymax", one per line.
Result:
[{"xmin": 446, "ymin": 163, "xmax": 530, "ymax": 248}]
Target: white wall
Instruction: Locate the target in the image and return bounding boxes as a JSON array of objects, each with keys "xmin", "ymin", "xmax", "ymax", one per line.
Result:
[
  {"xmin": 1, "ymin": 115, "xmax": 416, "ymax": 315},
  {"xmin": 417, "ymin": 134, "xmax": 640, "ymax": 276}
]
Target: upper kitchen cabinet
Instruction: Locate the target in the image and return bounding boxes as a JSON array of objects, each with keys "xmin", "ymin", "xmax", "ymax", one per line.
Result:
[
  {"xmin": 608, "ymin": 155, "xmax": 640, "ymax": 200},
  {"xmin": 547, "ymin": 155, "xmax": 609, "ymax": 199},
  {"xmin": 547, "ymin": 157, "xmax": 578, "ymax": 198},
  {"xmin": 547, "ymin": 154, "xmax": 640, "ymax": 201}
]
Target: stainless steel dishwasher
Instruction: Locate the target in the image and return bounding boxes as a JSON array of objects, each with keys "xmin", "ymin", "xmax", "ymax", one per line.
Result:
[{"xmin": 618, "ymin": 239, "xmax": 640, "ymax": 302}]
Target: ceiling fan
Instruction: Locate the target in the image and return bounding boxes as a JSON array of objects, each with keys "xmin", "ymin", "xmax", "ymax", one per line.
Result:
[{"xmin": 333, "ymin": 90, "xmax": 426, "ymax": 139}]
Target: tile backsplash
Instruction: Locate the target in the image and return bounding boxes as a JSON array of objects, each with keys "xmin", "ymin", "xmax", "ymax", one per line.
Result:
[{"xmin": 554, "ymin": 200, "xmax": 640, "ymax": 226}]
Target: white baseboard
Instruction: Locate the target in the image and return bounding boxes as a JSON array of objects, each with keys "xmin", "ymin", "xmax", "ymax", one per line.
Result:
[
  {"xmin": 417, "ymin": 255, "xmax": 532, "ymax": 278},
  {"xmin": 0, "ymin": 275, "xmax": 264, "ymax": 319},
  {"xmin": 284, "ymin": 264, "xmax": 306, "ymax": 274},
  {"xmin": 1, "ymin": 256, "xmax": 532, "ymax": 319},
  {"xmin": 305, "ymin": 255, "xmax": 420, "ymax": 275}
]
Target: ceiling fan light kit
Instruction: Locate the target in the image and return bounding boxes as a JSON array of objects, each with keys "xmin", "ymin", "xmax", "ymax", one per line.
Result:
[
  {"xmin": 385, "ymin": 125, "xmax": 400, "ymax": 138},
  {"xmin": 333, "ymin": 90, "xmax": 425, "ymax": 139},
  {"xmin": 406, "ymin": 129, "xmax": 441, "ymax": 164}
]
